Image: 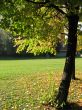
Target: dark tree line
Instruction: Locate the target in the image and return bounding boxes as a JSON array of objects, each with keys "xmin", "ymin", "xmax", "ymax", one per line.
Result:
[{"xmin": 0, "ymin": 29, "xmax": 15, "ymax": 56}]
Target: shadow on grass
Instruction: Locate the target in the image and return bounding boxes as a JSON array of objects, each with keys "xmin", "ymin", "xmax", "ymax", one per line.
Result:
[
  {"xmin": 43, "ymin": 102, "xmax": 82, "ymax": 110},
  {"xmin": 72, "ymin": 77, "xmax": 82, "ymax": 83},
  {"xmin": 0, "ymin": 55, "xmax": 81, "ymax": 60},
  {"xmin": 56, "ymin": 102, "xmax": 82, "ymax": 110},
  {"xmin": 0, "ymin": 56, "xmax": 56, "ymax": 60}
]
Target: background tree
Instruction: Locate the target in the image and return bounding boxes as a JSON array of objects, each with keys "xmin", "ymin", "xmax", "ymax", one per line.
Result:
[
  {"xmin": 77, "ymin": 23, "xmax": 82, "ymax": 53},
  {"xmin": 0, "ymin": 29, "xmax": 15, "ymax": 55}
]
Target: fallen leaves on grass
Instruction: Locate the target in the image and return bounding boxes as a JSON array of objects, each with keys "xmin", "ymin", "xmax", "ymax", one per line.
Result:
[{"xmin": 0, "ymin": 72, "xmax": 82, "ymax": 110}]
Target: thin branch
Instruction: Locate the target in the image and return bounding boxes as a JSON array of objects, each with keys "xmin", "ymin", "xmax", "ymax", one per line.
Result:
[
  {"xmin": 55, "ymin": 12, "xmax": 64, "ymax": 21},
  {"xmin": 26, "ymin": 0, "xmax": 49, "ymax": 5},
  {"xmin": 61, "ymin": 33, "xmax": 68, "ymax": 36}
]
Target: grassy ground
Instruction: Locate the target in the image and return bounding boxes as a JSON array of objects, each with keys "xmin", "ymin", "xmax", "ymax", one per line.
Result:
[
  {"xmin": 0, "ymin": 58, "xmax": 82, "ymax": 110},
  {"xmin": 0, "ymin": 58, "xmax": 82, "ymax": 77}
]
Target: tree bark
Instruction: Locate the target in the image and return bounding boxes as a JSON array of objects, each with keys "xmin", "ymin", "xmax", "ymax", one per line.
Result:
[
  {"xmin": 55, "ymin": 14, "xmax": 79, "ymax": 108},
  {"xmin": 71, "ymin": 60, "xmax": 75, "ymax": 79}
]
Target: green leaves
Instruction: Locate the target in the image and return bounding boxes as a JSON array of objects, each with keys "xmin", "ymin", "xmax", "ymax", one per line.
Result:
[
  {"xmin": 15, "ymin": 37, "xmax": 56, "ymax": 55},
  {"xmin": 0, "ymin": 0, "xmax": 65, "ymax": 55}
]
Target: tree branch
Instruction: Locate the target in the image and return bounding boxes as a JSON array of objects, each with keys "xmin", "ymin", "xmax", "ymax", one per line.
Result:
[
  {"xmin": 47, "ymin": 3, "xmax": 66, "ymax": 15},
  {"xmin": 26, "ymin": 0, "xmax": 67, "ymax": 15}
]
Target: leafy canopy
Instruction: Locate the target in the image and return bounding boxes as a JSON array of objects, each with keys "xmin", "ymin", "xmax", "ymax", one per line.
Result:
[
  {"xmin": 1, "ymin": 0, "xmax": 82, "ymax": 55},
  {"xmin": 0, "ymin": 0, "xmax": 66, "ymax": 55}
]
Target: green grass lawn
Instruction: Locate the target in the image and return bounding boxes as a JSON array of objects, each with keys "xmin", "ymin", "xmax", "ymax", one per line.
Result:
[
  {"xmin": 0, "ymin": 58, "xmax": 82, "ymax": 78},
  {"xmin": 0, "ymin": 58, "xmax": 82, "ymax": 110}
]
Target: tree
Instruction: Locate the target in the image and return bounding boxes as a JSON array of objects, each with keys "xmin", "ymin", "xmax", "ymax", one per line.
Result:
[
  {"xmin": 26, "ymin": 0, "xmax": 82, "ymax": 108},
  {"xmin": 0, "ymin": 0, "xmax": 82, "ymax": 108},
  {"xmin": 77, "ymin": 23, "xmax": 82, "ymax": 53},
  {"xmin": 0, "ymin": 29, "xmax": 15, "ymax": 55}
]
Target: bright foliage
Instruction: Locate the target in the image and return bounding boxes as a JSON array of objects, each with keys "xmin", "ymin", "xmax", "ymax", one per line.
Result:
[{"xmin": 0, "ymin": 0, "xmax": 65, "ymax": 55}]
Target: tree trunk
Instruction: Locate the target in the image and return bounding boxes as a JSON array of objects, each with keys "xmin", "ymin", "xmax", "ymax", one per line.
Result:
[
  {"xmin": 55, "ymin": 14, "xmax": 79, "ymax": 108},
  {"xmin": 71, "ymin": 60, "xmax": 75, "ymax": 80}
]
